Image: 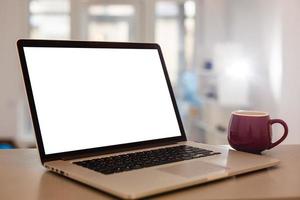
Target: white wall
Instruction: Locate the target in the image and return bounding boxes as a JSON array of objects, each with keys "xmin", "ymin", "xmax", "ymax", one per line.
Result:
[
  {"xmin": 227, "ymin": 0, "xmax": 280, "ymax": 113},
  {"xmin": 279, "ymin": 0, "xmax": 300, "ymax": 144},
  {"xmin": 0, "ymin": 0, "xmax": 29, "ymax": 139},
  {"xmin": 226, "ymin": 0, "xmax": 300, "ymax": 144},
  {"xmin": 199, "ymin": 0, "xmax": 300, "ymax": 144}
]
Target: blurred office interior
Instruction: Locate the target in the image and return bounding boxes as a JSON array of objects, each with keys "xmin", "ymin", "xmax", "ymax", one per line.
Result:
[{"xmin": 0, "ymin": 0, "xmax": 300, "ymax": 148}]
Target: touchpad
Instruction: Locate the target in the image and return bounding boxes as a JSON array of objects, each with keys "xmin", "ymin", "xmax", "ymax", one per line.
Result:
[{"xmin": 158, "ymin": 161, "xmax": 227, "ymax": 178}]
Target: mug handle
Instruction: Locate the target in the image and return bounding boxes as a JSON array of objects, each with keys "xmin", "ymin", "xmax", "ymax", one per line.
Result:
[{"xmin": 268, "ymin": 119, "xmax": 288, "ymax": 149}]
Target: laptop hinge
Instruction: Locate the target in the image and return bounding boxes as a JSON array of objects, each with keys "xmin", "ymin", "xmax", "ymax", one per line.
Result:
[{"xmin": 61, "ymin": 141, "xmax": 180, "ymax": 161}]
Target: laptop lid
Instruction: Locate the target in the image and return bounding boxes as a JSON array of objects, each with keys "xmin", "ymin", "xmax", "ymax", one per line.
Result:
[{"xmin": 17, "ymin": 40, "xmax": 186, "ymax": 164}]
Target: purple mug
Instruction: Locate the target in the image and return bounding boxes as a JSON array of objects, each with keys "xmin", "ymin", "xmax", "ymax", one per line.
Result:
[{"xmin": 228, "ymin": 110, "xmax": 288, "ymax": 154}]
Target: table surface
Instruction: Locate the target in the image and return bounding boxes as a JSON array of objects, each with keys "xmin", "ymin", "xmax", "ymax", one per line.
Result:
[{"xmin": 1, "ymin": 145, "xmax": 300, "ymax": 200}]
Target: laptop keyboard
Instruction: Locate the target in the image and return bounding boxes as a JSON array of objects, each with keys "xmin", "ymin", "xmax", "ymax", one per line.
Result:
[{"xmin": 73, "ymin": 145, "xmax": 221, "ymax": 175}]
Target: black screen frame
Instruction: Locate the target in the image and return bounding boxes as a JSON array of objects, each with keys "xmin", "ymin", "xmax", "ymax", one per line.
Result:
[{"xmin": 17, "ymin": 39, "xmax": 187, "ymax": 164}]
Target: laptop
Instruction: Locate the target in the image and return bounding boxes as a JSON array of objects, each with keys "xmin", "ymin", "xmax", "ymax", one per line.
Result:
[{"xmin": 17, "ymin": 39, "xmax": 279, "ymax": 199}]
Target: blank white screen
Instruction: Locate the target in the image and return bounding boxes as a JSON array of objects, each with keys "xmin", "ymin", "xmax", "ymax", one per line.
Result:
[{"xmin": 24, "ymin": 47, "xmax": 181, "ymax": 154}]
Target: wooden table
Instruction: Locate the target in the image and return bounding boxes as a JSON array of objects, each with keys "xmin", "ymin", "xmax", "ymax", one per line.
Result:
[{"xmin": 1, "ymin": 145, "xmax": 300, "ymax": 200}]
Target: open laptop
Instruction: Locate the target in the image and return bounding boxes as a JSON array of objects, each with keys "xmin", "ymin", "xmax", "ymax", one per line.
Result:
[{"xmin": 17, "ymin": 39, "xmax": 279, "ymax": 199}]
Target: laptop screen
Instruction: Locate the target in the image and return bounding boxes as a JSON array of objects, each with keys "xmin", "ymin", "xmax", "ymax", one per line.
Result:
[{"xmin": 23, "ymin": 46, "xmax": 182, "ymax": 155}]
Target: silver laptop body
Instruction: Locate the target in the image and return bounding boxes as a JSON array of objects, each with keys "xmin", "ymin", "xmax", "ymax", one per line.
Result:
[{"xmin": 17, "ymin": 39, "xmax": 279, "ymax": 199}]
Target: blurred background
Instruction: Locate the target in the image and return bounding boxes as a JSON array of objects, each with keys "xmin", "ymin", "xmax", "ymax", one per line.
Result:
[{"xmin": 1, "ymin": 0, "xmax": 300, "ymax": 149}]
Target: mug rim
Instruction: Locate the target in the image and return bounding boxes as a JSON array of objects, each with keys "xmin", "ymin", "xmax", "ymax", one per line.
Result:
[{"xmin": 232, "ymin": 110, "xmax": 269, "ymax": 117}]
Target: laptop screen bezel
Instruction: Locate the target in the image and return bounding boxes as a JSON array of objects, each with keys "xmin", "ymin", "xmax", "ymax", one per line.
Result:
[{"xmin": 17, "ymin": 39, "xmax": 187, "ymax": 164}]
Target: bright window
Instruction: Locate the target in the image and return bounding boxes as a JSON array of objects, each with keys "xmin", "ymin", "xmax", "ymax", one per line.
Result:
[
  {"xmin": 29, "ymin": 0, "xmax": 70, "ymax": 39},
  {"xmin": 87, "ymin": 5, "xmax": 135, "ymax": 42},
  {"xmin": 155, "ymin": 1, "xmax": 195, "ymax": 83}
]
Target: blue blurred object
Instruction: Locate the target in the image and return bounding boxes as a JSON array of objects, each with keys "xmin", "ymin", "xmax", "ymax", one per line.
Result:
[
  {"xmin": 0, "ymin": 144, "xmax": 14, "ymax": 149},
  {"xmin": 180, "ymin": 70, "xmax": 201, "ymax": 107},
  {"xmin": 204, "ymin": 60, "xmax": 213, "ymax": 70}
]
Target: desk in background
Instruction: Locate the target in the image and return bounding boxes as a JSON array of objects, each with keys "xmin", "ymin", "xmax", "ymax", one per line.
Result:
[{"xmin": 0, "ymin": 145, "xmax": 300, "ymax": 200}]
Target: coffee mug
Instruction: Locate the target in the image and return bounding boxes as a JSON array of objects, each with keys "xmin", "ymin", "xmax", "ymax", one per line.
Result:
[{"xmin": 228, "ymin": 110, "xmax": 288, "ymax": 154}]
